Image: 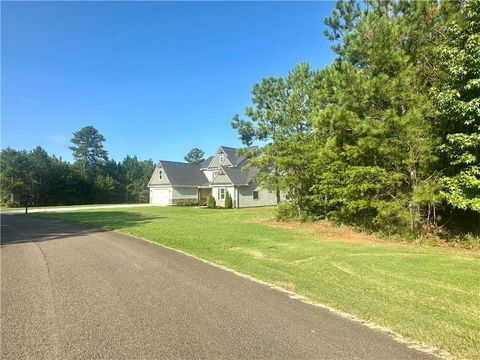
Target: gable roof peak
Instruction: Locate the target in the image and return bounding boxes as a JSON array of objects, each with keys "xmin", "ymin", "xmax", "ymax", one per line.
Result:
[
  {"xmin": 219, "ymin": 146, "xmax": 246, "ymax": 167},
  {"xmin": 157, "ymin": 160, "xmax": 209, "ymax": 186},
  {"xmin": 219, "ymin": 145, "xmax": 238, "ymax": 151}
]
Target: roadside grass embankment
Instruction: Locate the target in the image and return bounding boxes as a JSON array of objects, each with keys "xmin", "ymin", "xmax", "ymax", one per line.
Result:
[{"xmin": 35, "ymin": 206, "xmax": 480, "ymax": 359}]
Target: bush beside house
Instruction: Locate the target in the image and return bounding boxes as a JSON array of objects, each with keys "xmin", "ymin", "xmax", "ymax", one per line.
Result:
[
  {"xmin": 225, "ymin": 191, "xmax": 232, "ymax": 209},
  {"xmin": 207, "ymin": 194, "xmax": 216, "ymax": 208}
]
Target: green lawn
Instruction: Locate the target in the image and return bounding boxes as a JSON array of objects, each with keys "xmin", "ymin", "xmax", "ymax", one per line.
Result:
[{"xmin": 36, "ymin": 206, "xmax": 480, "ymax": 359}]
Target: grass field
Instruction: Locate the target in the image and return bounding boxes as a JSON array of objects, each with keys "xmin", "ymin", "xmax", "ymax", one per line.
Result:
[{"xmin": 36, "ymin": 206, "xmax": 480, "ymax": 359}]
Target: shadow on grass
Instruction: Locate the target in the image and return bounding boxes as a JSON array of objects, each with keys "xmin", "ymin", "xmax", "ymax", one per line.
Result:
[{"xmin": 0, "ymin": 211, "xmax": 166, "ymax": 247}]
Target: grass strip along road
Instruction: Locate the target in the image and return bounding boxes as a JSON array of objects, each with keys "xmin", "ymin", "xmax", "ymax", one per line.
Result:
[{"xmin": 36, "ymin": 206, "xmax": 480, "ymax": 359}]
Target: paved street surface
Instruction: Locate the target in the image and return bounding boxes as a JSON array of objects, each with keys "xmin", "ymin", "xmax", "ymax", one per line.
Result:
[{"xmin": 1, "ymin": 215, "xmax": 438, "ymax": 359}]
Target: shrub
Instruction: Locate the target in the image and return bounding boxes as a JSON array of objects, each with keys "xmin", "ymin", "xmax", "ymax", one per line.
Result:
[
  {"xmin": 275, "ymin": 201, "xmax": 298, "ymax": 221},
  {"xmin": 225, "ymin": 191, "xmax": 233, "ymax": 208},
  {"xmin": 175, "ymin": 199, "xmax": 199, "ymax": 206},
  {"xmin": 207, "ymin": 194, "xmax": 216, "ymax": 208}
]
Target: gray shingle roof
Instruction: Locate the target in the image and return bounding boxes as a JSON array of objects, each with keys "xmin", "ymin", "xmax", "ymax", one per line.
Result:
[
  {"xmin": 222, "ymin": 166, "xmax": 259, "ymax": 185},
  {"xmin": 155, "ymin": 147, "xmax": 257, "ymax": 187},
  {"xmin": 199, "ymin": 156, "xmax": 213, "ymax": 168},
  {"xmin": 219, "ymin": 146, "xmax": 246, "ymax": 167},
  {"xmin": 159, "ymin": 161, "xmax": 209, "ymax": 186}
]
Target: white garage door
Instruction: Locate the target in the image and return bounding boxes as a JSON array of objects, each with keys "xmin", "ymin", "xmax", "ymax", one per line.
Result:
[{"xmin": 150, "ymin": 188, "xmax": 171, "ymax": 205}]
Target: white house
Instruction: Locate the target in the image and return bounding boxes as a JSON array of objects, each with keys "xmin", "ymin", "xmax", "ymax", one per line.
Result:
[{"xmin": 148, "ymin": 146, "xmax": 278, "ymax": 207}]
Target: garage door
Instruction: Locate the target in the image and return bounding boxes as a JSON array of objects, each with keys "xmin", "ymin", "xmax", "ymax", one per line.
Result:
[{"xmin": 150, "ymin": 188, "xmax": 171, "ymax": 205}]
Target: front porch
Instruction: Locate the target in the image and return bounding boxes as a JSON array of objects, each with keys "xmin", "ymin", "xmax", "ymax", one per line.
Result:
[{"xmin": 198, "ymin": 187, "xmax": 211, "ymax": 203}]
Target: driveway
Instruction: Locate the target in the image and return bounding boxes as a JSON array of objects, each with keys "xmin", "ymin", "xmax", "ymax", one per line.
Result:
[{"xmin": 0, "ymin": 215, "xmax": 439, "ymax": 359}]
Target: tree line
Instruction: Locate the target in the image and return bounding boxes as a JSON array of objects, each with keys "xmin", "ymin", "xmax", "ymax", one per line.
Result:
[
  {"xmin": 232, "ymin": 0, "xmax": 479, "ymax": 237},
  {"xmin": 1, "ymin": 126, "xmax": 155, "ymax": 206}
]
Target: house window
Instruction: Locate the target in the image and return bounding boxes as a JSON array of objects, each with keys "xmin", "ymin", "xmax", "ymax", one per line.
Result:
[
  {"xmin": 219, "ymin": 155, "xmax": 224, "ymax": 163},
  {"xmin": 159, "ymin": 170, "xmax": 163, "ymax": 180},
  {"xmin": 253, "ymin": 191, "xmax": 259, "ymax": 200},
  {"xmin": 218, "ymin": 188, "xmax": 225, "ymax": 200}
]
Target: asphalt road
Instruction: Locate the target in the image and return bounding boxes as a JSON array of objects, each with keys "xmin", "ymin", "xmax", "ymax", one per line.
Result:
[{"xmin": 1, "ymin": 214, "xmax": 439, "ymax": 359}]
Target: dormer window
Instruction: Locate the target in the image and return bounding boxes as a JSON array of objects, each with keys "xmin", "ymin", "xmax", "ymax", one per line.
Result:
[
  {"xmin": 219, "ymin": 155, "xmax": 225, "ymax": 163},
  {"xmin": 159, "ymin": 170, "xmax": 163, "ymax": 180}
]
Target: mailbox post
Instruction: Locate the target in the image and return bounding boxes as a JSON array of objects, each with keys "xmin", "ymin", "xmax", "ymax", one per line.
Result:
[{"xmin": 21, "ymin": 196, "xmax": 29, "ymax": 214}]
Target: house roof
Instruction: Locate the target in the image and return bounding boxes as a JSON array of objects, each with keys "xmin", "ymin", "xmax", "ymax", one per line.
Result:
[
  {"xmin": 221, "ymin": 166, "xmax": 259, "ymax": 186},
  {"xmin": 199, "ymin": 156, "xmax": 213, "ymax": 169},
  {"xmin": 220, "ymin": 146, "xmax": 258, "ymax": 168},
  {"xmin": 159, "ymin": 160, "xmax": 209, "ymax": 186},
  {"xmin": 219, "ymin": 146, "xmax": 246, "ymax": 167},
  {"xmin": 153, "ymin": 146, "xmax": 258, "ymax": 188}
]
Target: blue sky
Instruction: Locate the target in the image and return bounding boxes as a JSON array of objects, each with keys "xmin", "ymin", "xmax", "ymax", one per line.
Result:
[{"xmin": 2, "ymin": 1, "xmax": 336, "ymax": 163}]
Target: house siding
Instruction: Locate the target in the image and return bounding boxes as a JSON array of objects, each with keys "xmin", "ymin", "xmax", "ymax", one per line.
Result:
[
  {"xmin": 211, "ymin": 172, "xmax": 232, "ymax": 185},
  {"xmin": 211, "ymin": 185, "xmax": 234, "ymax": 207},
  {"xmin": 203, "ymin": 169, "xmax": 215, "ymax": 182},
  {"xmin": 238, "ymin": 183, "xmax": 278, "ymax": 208},
  {"xmin": 209, "ymin": 150, "xmax": 232, "ymax": 168},
  {"xmin": 148, "ymin": 166, "xmax": 171, "ymax": 186},
  {"xmin": 172, "ymin": 187, "xmax": 198, "ymax": 200}
]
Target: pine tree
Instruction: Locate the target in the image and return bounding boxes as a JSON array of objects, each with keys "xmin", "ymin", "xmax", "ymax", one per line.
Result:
[
  {"xmin": 184, "ymin": 148, "xmax": 205, "ymax": 164},
  {"xmin": 69, "ymin": 126, "xmax": 108, "ymax": 178}
]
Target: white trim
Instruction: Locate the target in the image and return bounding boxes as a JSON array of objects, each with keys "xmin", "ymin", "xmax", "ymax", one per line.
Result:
[
  {"xmin": 150, "ymin": 187, "xmax": 172, "ymax": 205},
  {"xmin": 205, "ymin": 147, "xmax": 224, "ymax": 169},
  {"xmin": 205, "ymin": 147, "xmax": 232, "ymax": 169},
  {"xmin": 147, "ymin": 163, "xmax": 171, "ymax": 187},
  {"xmin": 210, "ymin": 168, "xmax": 234, "ymax": 186},
  {"xmin": 218, "ymin": 188, "xmax": 226, "ymax": 200}
]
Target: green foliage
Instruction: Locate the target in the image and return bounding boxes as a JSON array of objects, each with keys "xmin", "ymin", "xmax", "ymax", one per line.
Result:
[
  {"xmin": 275, "ymin": 201, "xmax": 299, "ymax": 221},
  {"xmin": 175, "ymin": 199, "xmax": 200, "ymax": 206},
  {"xmin": 0, "ymin": 146, "xmax": 88, "ymax": 206},
  {"xmin": 1, "ymin": 127, "xmax": 154, "ymax": 207},
  {"xmin": 122, "ymin": 155, "xmax": 155, "ymax": 203},
  {"xmin": 431, "ymin": 0, "xmax": 480, "ymax": 212},
  {"xmin": 69, "ymin": 126, "xmax": 108, "ymax": 178},
  {"xmin": 232, "ymin": 63, "xmax": 317, "ymax": 205},
  {"xmin": 207, "ymin": 194, "xmax": 216, "ymax": 208},
  {"xmin": 94, "ymin": 175, "xmax": 120, "ymax": 203},
  {"xmin": 224, "ymin": 191, "xmax": 232, "ymax": 208},
  {"xmin": 184, "ymin": 148, "xmax": 205, "ymax": 164},
  {"xmin": 0, "ymin": 147, "xmax": 32, "ymax": 206},
  {"xmin": 234, "ymin": 0, "xmax": 479, "ymax": 237}
]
